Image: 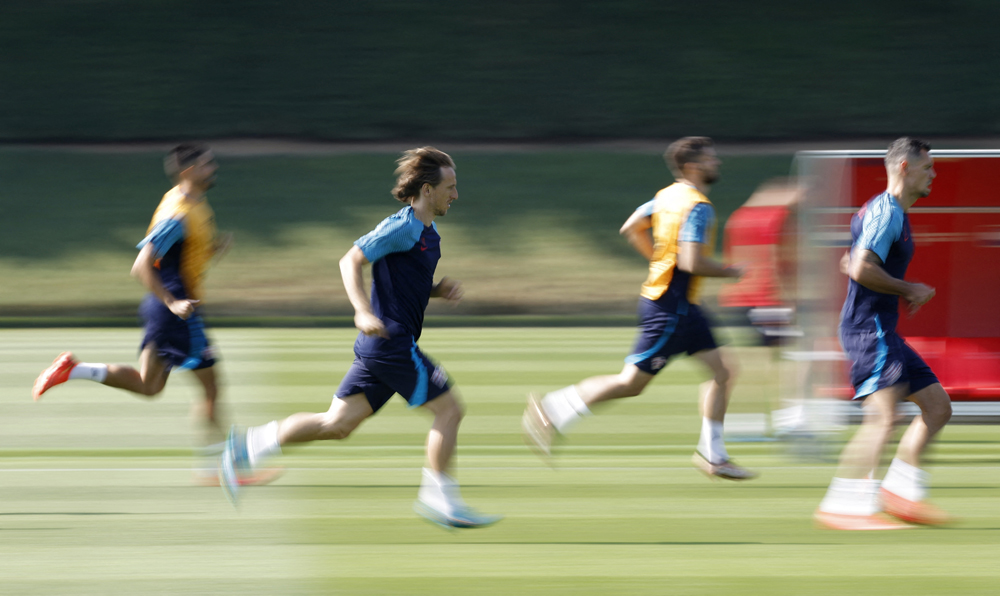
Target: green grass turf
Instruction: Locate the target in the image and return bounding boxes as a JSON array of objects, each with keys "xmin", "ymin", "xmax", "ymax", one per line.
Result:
[
  {"xmin": 0, "ymin": 148, "xmax": 794, "ymax": 316},
  {"xmin": 2, "ymin": 328, "xmax": 999, "ymax": 595}
]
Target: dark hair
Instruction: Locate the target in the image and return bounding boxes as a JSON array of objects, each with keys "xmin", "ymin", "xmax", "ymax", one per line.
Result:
[
  {"xmin": 164, "ymin": 143, "xmax": 210, "ymax": 179},
  {"xmin": 664, "ymin": 136, "xmax": 714, "ymax": 177},
  {"xmin": 884, "ymin": 137, "xmax": 931, "ymax": 170},
  {"xmin": 391, "ymin": 147, "xmax": 455, "ymax": 203}
]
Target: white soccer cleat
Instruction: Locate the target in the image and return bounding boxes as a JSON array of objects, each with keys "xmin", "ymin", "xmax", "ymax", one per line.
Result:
[{"xmin": 692, "ymin": 452, "xmax": 758, "ymax": 481}]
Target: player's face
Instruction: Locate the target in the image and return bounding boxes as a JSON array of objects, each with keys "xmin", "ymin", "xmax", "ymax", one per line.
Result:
[
  {"xmin": 187, "ymin": 151, "xmax": 218, "ymax": 190},
  {"xmin": 905, "ymin": 150, "xmax": 935, "ymax": 198},
  {"xmin": 427, "ymin": 167, "xmax": 458, "ymax": 216},
  {"xmin": 696, "ymin": 149, "xmax": 721, "ymax": 185}
]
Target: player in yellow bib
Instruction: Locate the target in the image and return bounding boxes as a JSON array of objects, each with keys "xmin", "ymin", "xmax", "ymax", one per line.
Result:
[
  {"xmin": 33, "ymin": 145, "xmax": 245, "ymax": 475},
  {"xmin": 523, "ymin": 137, "xmax": 756, "ymax": 480}
]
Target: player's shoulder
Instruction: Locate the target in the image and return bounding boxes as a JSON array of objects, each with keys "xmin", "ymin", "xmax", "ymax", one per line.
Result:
[
  {"xmin": 153, "ymin": 187, "xmax": 192, "ymax": 221},
  {"xmin": 863, "ymin": 192, "xmax": 904, "ymax": 223}
]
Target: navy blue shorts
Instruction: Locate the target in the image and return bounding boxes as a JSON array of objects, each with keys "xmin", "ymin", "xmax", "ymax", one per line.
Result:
[
  {"xmin": 625, "ymin": 299, "xmax": 719, "ymax": 375},
  {"xmin": 336, "ymin": 341, "xmax": 451, "ymax": 413},
  {"xmin": 840, "ymin": 325, "xmax": 938, "ymax": 399},
  {"xmin": 138, "ymin": 294, "xmax": 216, "ymax": 371}
]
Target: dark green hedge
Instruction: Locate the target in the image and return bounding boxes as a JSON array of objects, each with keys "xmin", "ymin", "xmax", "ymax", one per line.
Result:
[{"xmin": 2, "ymin": 1, "xmax": 997, "ymax": 141}]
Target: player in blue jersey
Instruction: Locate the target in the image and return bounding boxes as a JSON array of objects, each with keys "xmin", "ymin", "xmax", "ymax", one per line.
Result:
[
  {"xmin": 522, "ymin": 137, "xmax": 755, "ymax": 480},
  {"xmin": 815, "ymin": 138, "xmax": 953, "ymax": 530},
  {"xmin": 218, "ymin": 147, "xmax": 502, "ymax": 529}
]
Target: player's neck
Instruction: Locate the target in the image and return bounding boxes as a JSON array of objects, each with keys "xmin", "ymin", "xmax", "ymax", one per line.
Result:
[
  {"xmin": 409, "ymin": 199, "xmax": 436, "ymax": 226},
  {"xmin": 677, "ymin": 177, "xmax": 711, "ymax": 196},
  {"xmin": 176, "ymin": 180, "xmax": 205, "ymax": 203},
  {"xmin": 885, "ymin": 182, "xmax": 918, "ymax": 211}
]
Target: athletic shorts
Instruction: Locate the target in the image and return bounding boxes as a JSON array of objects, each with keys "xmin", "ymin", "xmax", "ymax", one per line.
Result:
[
  {"xmin": 625, "ymin": 299, "xmax": 718, "ymax": 375},
  {"xmin": 336, "ymin": 340, "xmax": 451, "ymax": 413},
  {"xmin": 840, "ymin": 325, "xmax": 938, "ymax": 399},
  {"xmin": 138, "ymin": 294, "xmax": 216, "ymax": 371}
]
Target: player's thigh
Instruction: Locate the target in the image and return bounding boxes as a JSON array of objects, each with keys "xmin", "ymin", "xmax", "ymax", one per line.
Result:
[
  {"xmin": 326, "ymin": 393, "xmax": 376, "ymax": 429},
  {"xmin": 615, "ymin": 363, "xmax": 655, "ymax": 394},
  {"xmin": 138, "ymin": 343, "xmax": 170, "ymax": 388},
  {"xmin": 691, "ymin": 346, "xmax": 737, "ymax": 382},
  {"xmin": 860, "ymin": 383, "xmax": 907, "ymax": 426},
  {"xmin": 190, "ymin": 365, "xmax": 218, "ymax": 395},
  {"xmin": 420, "ymin": 389, "xmax": 464, "ymax": 418}
]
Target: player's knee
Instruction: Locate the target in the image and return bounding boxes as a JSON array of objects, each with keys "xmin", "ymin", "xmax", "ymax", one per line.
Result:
[
  {"xmin": 140, "ymin": 383, "xmax": 165, "ymax": 398},
  {"xmin": 322, "ymin": 418, "xmax": 356, "ymax": 440},
  {"xmin": 925, "ymin": 400, "xmax": 952, "ymax": 426}
]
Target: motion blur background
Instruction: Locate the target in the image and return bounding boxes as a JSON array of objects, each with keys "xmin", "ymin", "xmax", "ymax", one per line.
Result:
[
  {"xmin": 2, "ymin": 2, "xmax": 999, "ymax": 595},
  {"xmin": 3, "ymin": 0, "xmax": 1000, "ymax": 322}
]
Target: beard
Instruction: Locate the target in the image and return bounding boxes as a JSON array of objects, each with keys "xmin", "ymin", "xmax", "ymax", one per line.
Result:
[{"xmin": 703, "ymin": 171, "xmax": 720, "ymax": 185}]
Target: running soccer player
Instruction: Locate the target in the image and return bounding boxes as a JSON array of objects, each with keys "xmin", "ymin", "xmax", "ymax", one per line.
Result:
[
  {"xmin": 32, "ymin": 144, "xmax": 238, "ymax": 463},
  {"xmin": 815, "ymin": 137, "xmax": 952, "ymax": 530},
  {"xmin": 522, "ymin": 136, "xmax": 755, "ymax": 481},
  {"xmin": 218, "ymin": 147, "xmax": 502, "ymax": 529}
]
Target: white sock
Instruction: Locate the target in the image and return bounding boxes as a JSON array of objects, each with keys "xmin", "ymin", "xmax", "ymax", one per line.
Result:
[
  {"xmin": 881, "ymin": 458, "xmax": 928, "ymax": 502},
  {"xmin": 68, "ymin": 363, "xmax": 108, "ymax": 383},
  {"xmin": 541, "ymin": 386, "xmax": 592, "ymax": 434},
  {"xmin": 697, "ymin": 418, "xmax": 729, "ymax": 464},
  {"xmin": 418, "ymin": 468, "xmax": 464, "ymax": 515},
  {"xmin": 247, "ymin": 421, "xmax": 282, "ymax": 467},
  {"xmin": 819, "ymin": 477, "xmax": 881, "ymax": 516}
]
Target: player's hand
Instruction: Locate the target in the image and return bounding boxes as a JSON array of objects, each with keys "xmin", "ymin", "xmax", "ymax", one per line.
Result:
[
  {"xmin": 168, "ymin": 298, "xmax": 199, "ymax": 320},
  {"xmin": 433, "ymin": 277, "xmax": 464, "ymax": 303},
  {"xmin": 724, "ymin": 264, "xmax": 746, "ymax": 280},
  {"xmin": 839, "ymin": 250, "xmax": 851, "ymax": 275},
  {"xmin": 903, "ymin": 282, "xmax": 935, "ymax": 316},
  {"xmin": 355, "ymin": 311, "xmax": 389, "ymax": 338}
]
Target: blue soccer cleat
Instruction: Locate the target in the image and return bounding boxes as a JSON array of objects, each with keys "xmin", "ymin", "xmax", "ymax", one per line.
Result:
[
  {"xmin": 219, "ymin": 425, "xmax": 251, "ymax": 506},
  {"xmin": 414, "ymin": 499, "xmax": 504, "ymax": 529}
]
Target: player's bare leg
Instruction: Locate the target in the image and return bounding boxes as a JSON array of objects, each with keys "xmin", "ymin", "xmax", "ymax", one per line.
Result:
[
  {"xmin": 880, "ymin": 382, "xmax": 953, "ymax": 525},
  {"xmin": 523, "ymin": 364, "xmax": 652, "ymax": 458},
  {"xmin": 277, "ymin": 393, "xmax": 374, "ymax": 444},
  {"xmin": 218, "ymin": 394, "xmax": 373, "ymax": 504},
  {"xmin": 102, "ymin": 344, "xmax": 170, "ymax": 397},
  {"xmin": 415, "ymin": 389, "xmax": 501, "ymax": 528},
  {"xmin": 690, "ymin": 348, "xmax": 755, "ymax": 480},
  {"xmin": 33, "ymin": 344, "xmax": 168, "ymax": 400},
  {"xmin": 816, "ymin": 385, "xmax": 910, "ymax": 530}
]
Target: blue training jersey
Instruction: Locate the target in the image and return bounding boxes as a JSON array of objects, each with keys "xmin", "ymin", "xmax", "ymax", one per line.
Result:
[
  {"xmin": 353, "ymin": 206, "xmax": 441, "ymax": 356},
  {"xmin": 839, "ymin": 191, "xmax": 915, "ymax": 334}
]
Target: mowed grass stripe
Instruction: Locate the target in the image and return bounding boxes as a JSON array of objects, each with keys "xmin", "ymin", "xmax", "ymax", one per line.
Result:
[{"xmin": 1, "ymin": 328, "xmax": 998, "ymax": 596}]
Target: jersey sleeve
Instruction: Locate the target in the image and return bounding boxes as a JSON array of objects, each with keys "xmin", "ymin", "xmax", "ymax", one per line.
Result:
[
  {"xmin": 354, "ymin": 211, "xmax": 424, "ymax": 263},
  {"xmin": 679, "ymin": 203, "xmax": 715, "ymax": 244},
  {"xmin": 635, "ymin": 198, "xmax": 656, "ymax": 218},
  {"xmin": 136, "ymin": 217, "xmax": 185, "ymax": 259},
  {"xmin": 857, "ymin": 200, "xmax": 903, "ymax": 262}
]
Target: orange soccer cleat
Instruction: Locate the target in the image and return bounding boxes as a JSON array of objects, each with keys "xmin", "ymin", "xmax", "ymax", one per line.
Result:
[
  {"xmin": 880, "ymin": 488, "xmax": 954, "ymax": 526},
  {"xmin": 32, "ymin": 352, "xmax": 77, "ymax": 401},
  {"xmin": 814, "ymin": 510, "xmax": 913, "ymax": 531}
]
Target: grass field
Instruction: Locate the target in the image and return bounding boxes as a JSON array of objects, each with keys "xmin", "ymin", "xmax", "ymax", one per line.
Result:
[
  {"xmin": 0, "ymin": 148, "xmax": 794, "ymax": 317},
  {"xmin": 2, "ymin": 327, "xmax": 999, "ymax": 595}
]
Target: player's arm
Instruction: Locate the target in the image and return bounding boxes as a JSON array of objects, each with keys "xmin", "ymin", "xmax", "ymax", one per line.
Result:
[
  {"xmin": 848, "ymin": 248, "xmax": 935, "ymax": 312},
  {"xmin": 431, "ymin": 277, "xmax": 463, "ymax": 303},
  {"xmin": 677, "ymin": 241, "xmax": 743, "ymax": 279},
  {"xmin": 620, "ymin": 209, "xmax": 654, "ymax": 260},
  {"xmin": 131, "ymin": 243, "xmax": 198, "ymax": 320},
  {"xmin": 339, "ymin": 245, "xmax": 388, "ymax": 338},
  {"xmin": 675, "ymin": 203, "xmax": 742, "ymax": 279}
]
